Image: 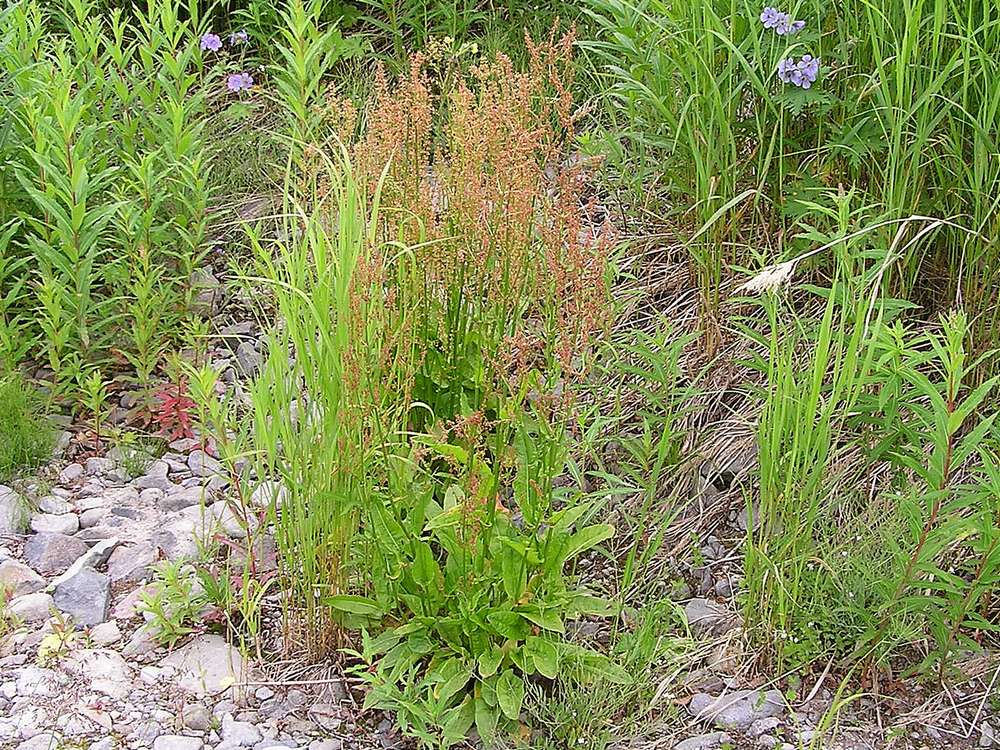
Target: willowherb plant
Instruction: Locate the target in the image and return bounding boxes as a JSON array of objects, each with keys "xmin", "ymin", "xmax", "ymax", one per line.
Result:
[
  {"xmin": 0, "ymin": 0, "xmax": 215, "ymax": 398},
  {"xmin": 855, "ymin": 311, "xmax": 999, "ymax": 665}
]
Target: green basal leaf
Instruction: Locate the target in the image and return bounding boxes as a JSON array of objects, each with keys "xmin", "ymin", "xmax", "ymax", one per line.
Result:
[
  {"xmin": 526, "ymin": 635, "xmax": 559, "ymax": 679},
  {"xmin": 478, "ymin": 646, "xmax": 504, "ymax": 678},
  {"xmin": 325, "ymin": 594, "xmax": 383, "ymax": 616},
  {"xmin": 474, "ymin": 696, "xmax": 499, "ymax": 741},
  {"xmin": 496, "ymin": 669, "xmax": 525, "ymax": 721},
  {"xmin": 516, "ymin": 605, "xmax": 565, "ymax": 634}
]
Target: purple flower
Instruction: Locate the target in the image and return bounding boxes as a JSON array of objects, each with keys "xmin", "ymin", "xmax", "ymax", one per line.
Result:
[
  {"xmin": 226, "ymin": 72, "xmax": 254, "ymax": 93},
  {"xmin": 200, "ymin": 33, "xmax": 223, "ymax": 52},
  {"xmin": 777, "ymin": 54, "xmax": 820, "ymax": 88},
  {"xmin": 760, "ymin": 7, "xmax": 783, "ymax": 28},
  {"xmin": 775, "ymin": 16, "xmax": 806, "ymax": 35},
  {"xmin": 761, "ymin": 7, "xmax": 806, "ymax": 35},
  {"xmin": 229, "ymin": 30, "xmax": 249, "ymax": 45}
]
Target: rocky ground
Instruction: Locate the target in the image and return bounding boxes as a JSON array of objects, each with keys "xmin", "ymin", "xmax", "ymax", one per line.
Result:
[
  {"xmin": 1, "ymin": 314, "xmax": 997, "ymax": 750},
  {"xmin": 0, "ymin": 439, "xmax": 401, "ymax": 750},
  {"xmin": 4, "ymin": 442, "xmax": 997, "ymax": 750}
]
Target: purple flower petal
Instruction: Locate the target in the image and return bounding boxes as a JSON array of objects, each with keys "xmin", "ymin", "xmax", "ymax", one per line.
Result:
[{"xmin": 200, "ymin": 33, "xmax": 222, "ymax": 52}]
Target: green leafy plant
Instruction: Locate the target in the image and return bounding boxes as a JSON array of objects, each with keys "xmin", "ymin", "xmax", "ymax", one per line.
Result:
[
  {"xmin": 349, "ymin": 398, "xmax": 625, "ymax": 747},
  {"xmin": 856, "ymin": 310, "xmax": 999, "ymax": 667},
  {"xmin": 77, "ymin": 368, "xmax": 110, "ymax": 450},
  {"xmin": 140, "ymin": 559, "xmax": 211, "ymax": 648}
]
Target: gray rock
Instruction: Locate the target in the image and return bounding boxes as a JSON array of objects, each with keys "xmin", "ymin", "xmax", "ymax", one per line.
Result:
[
  {"xmin": 221, "ymin": 714, "xmax": 262, "ymax": 746},
  {"xmin": 135, "ymin": 460, "xmax": 176, "ymax": 492},
  {"xmin": 183, "ymin": 704, "xmax": 213, "ymax": 731},
  {"xmin": 0, "ymin": 559, "xmax": 45, "ymax": 597},
  {"xmin": 65, "ymin": 648, "xmax": 133, "ymax": 699},
  {"xmin": 85, "ymin": 457, "xmax": 116, "ymax": 475},
  {"xmin": 235, "ymin": 341, "xmax": 262, "ymax": 377},
  {"xmin": 0, "ymin": 485, "xmax": 30, "ymax": 534},
  {"xmin": 982, "ymin": 721, "xmax": 996, "ymax": 748},
  {"xmin": 130, "ymin": 720, "xmax": 163, "ymax": 744},
  {"xmin": 170, "ymin": 437, "xmax": 200, "ymax": 452},
  {"xmin": 47, "ymin": 536, "xmax": 119, "ymax": 592},
  {"xmin": 714, "ymin": 577, "xmax": 733, "ymax": 598},
  {"xmin": 108, "ymin": 544, "xmax": 157, "ymax": 582},
  {"xmin": 152, "ymin": 505, "xmax": 215, "ymax": 560},
  {"xmin": 103, "ymin": 485, "xmax": 141, "ymax": 505},
  {"xmin": 154, "ymin": 738, "xmax": 204, "ymax": 750},
  {"xmin": 17, "ymin": 733, "xmax": 62, "ymax": 750},
  {"xmin": 163, "ymin": 486, "xmax": 207, "ymax": 512},
  {"xmin": 37, "ymin": 496, "xmax": 71, "ymax": 515},
  {"xmin": 219, "ymin": 321, "xmax": 254, "ymax": 348},
  {"xmin": 89, "ymin": 620, "xmax": 121, "ymax": 646},
  {"xmin": 59, "ymin": 463, "xmax": 85, "ymax": 483},
  {"xmin": 188, "ymin": 449, "xmax": 223, "ymax": 478},
  {"xmin": 90, "ymin": 739, "xmax": 115, "ymax": 750},
  {"xmin": 249, "ymin": 481, "xmax": 287, "ymax": 510},
  {"xmin": 122, "ymin": 623, "xmax": 159, "ymax": 658},
  {"xmin": 675, "ymin": 733, "xmax": 732, "ymax": 750},
  {"xmin": 53, "ymin": 567, "xmax": 110, "ymax": 626},
  {"xmin": 78, "ymin": 507, "xmax": 105, "ymax": 528},
  {"xmin": 684, "ymin": 598, "xmax": 740, "ymax": 637},
  {"xmin": 9, "ymin": 592, "xmax": 53, "ymax": 622},
  {"xmin": 23, "ymin": 532, "xmax": 89, "ymax": 575},
  {"xmin": 749, "ymin": 717, "xmax": 782, "ymax": 737},
  {"xmin": 160, "ymin": 634, "xmax": 246, "ymax": 697},
  {"xmin": 211, "ymin": 500, "xmax": 258, "ymax": 539},
  {"xmin": 689, "ymin": 689, "xmax": 786, "ymax": 729},
  {"xmin": 53, "ymin": 430, "xmax": 72, "ymax": 457},
  {"xmin": 110, "ymin": 505, "xmax": 142, "ymax": 520},
  {"xmin": 190, "ymin": 267, "xmax": 221, "ymax": 316},
  {"xmin": 30, "ymin": 512, "xmax": 79, "ymax": 535}
]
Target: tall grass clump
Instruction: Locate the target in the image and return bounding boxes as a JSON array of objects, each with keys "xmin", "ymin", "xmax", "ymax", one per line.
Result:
[
  {"xmin": 740, "ymin": 209, "xmax": 1000, "ymax": 670},
  {"xmin": 585, "ymin": 0, "xmax": 1000, "ymax": 352},
  {"xmin": 0, "ymin": 371, "xmax": 53, "ymax": 483}
]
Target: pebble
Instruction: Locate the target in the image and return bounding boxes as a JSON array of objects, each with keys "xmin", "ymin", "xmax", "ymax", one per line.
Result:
[
  {"xmin": 0, "ymin": 485, "xmax": 30, "ymax": 535},
  {"xmin": 30, "ymin": 512, "xmax": 79, "ymax": 535},
  {"xmin": 78, "ymin": 507, "xmax": 107, "ymax": 529},
  {"xmin": 675, "ymin": 733, "xmax": 733, "ymax": 750},
  {"xmin": 188, "ymin": 449, "xmax": 223, "ymax": 478},
  {"xmin": 684, "ymin": 598, "xmax": 741, "ymax": 637},
  {"xmin": 108, "ymin": 544, "xmax": 157, "ymax": 582},
  {"xmin": 154, "ymin": 738, "xmax": 204, "ymax": 750},
  {"xmin": 59, "ymin": 463, "xmax": 85, "ymax": 483},
  {"xmin": 23, "ymin": 533, "xmax": 89, "ymax": 575},
  {"xmin": 38, "ymin": 496, "xmax": 72, "ymax": 515},
  {"xmin": 982, "ymin": 721, "xmax": 997, "ymax": 747},
  {"xmin": 52, "ymin": 567, "xmax": 111, "ymax": 626},
  {"xmin": 0, "ymin": 559, "xmax": 46, "ymax": 597},
  {"xmin": 749, "ymin": 717, "xmax": 782, "ymax": 737},
  {"xmin": 8, "ymin": 592, "xmax": 54, "ymax": 622},
  {"xmin": 222, "ymin": 714, "xmax": 262, "ymax": 746},
  {"xmin": 689, "ymin": 689, "xmax": 786, "ymax": 729},
  {"xmin": 89, "ymin": 620, "xmax": 122, "ymax": 646},
  {"xmin": 85, "ymin": 457, "xmax": 116, "ymax": 475},
  {"xmin": 184, "ymin": 704, "xmax": 213, "ymax": 731},
  {"xmin": 160, "ymin": 634, "xmax": 246, "ymax": 697}
]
